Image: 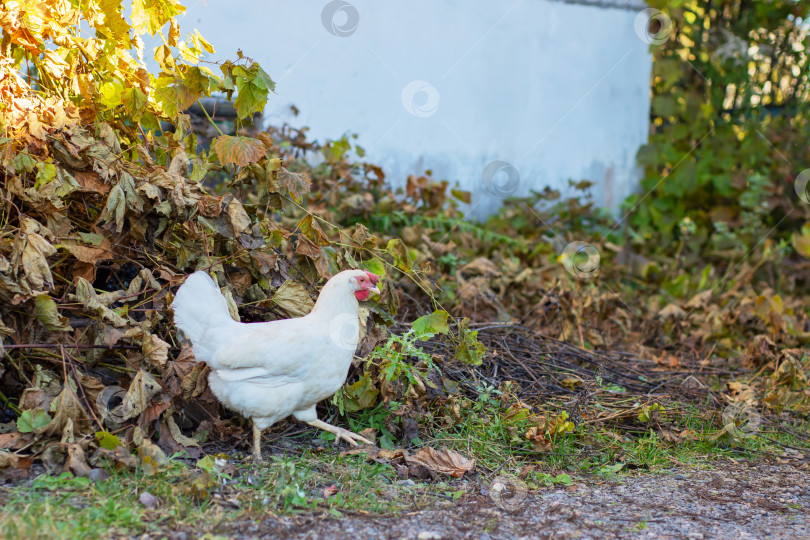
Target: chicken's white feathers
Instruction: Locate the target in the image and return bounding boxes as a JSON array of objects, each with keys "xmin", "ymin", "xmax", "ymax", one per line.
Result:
[
  {"xmin": 172, "ymin": 271, "xmax": 237, "ymax": 343},
  {"xmin": 171, "ymin": 269, "xmax": 375, "ymax": 428}
]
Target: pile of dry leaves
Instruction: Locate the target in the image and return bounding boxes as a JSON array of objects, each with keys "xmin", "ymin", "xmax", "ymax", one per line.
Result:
[{"xmin": 0, "ymin": 0, "xmax": 411, "ymax": 481}]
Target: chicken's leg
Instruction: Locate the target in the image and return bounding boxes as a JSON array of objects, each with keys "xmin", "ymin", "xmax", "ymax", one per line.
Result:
[
  {"xmin": 305, "ymin": 419, "xmax": 374, "ymax": 446},
  {"xmin": 252, "ymin": 422, "xmax": 263, "ymax": 462}
]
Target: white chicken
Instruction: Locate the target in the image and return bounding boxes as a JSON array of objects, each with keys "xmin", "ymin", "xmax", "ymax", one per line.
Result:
[{"xmin": 172, "ymin": 269, "xmax": 379, "ymax": 461}]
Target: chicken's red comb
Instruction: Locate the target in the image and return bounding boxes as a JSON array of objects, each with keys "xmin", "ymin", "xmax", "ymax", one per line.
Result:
[{"xmin": 364, "ymin": 271, "xmax": 380, "ymax": 284}]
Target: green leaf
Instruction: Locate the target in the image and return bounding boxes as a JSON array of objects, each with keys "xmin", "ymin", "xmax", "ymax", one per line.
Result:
[
  {"xmin": 451, "ymin": 188, "xmax": 471, "ymax": 204},
  {"xmin": 35, "ymin": 295, "xmax": 72, "ymax": 332},
  {"xmin": 99, "ymin": 80, "xmax": 125, "ymax": 109},
  {"xmin": 184, "ymin": 67, "xmax": 215, "ymax": 95},
  {"xmin": 453, "ymin": 318, "xmax": 485, "ymax": 366},
  {"xmin": 17, "ymin": 409, "xmax": 51, "ymax": 433},
  {"xmin": 652, "ymin": 95, "xmax": 678, "ymax": 118},
  {"xmin": 232, "ymin": 63, "xmax": 275, "ymax": 119},
  {"xmin": 12, "ymin": 152, "xmax": 36, "ymax": 174},
  {"xmin": 600, "ymin": 463, "xmax": 625, "ymax": 475},
  {"xmin": 342, "ymin": 373, "xmax": 379, "ymax": 412},
  {"xmin": 122, "ymin": 87, "xmax": 147, "ymax": 119},
  {"xmin": 189, "ymin": 154, "xmax": 210, "ymax": 183},
  {"xmin": 34, "ymin": 161, "xmax": 57, "ymax": 188},
  {"xmin": 233, "ymin": 82, "xmax": 266, "ymax": 120},
  {"xmin": 79, "ymin": 232, "xmax": 105, "ymax": 246},
  {"xmin": 361, "ymin": 258, "xmax": 386, "ymax": 278},
  {"xmin": 412, "ymin": 310, "xmax": 450, "ymax": 340},
  {"xmin": 196, "ymin": 455, "xmax": 217, "ymax": 473},
  {"xmin": 211, "ymin": 135, "xmax": 265, "ymax": 167},
  {"xmin": 250, "ymin": 64, "xmax": 275, "ymax": 92},
  {"xmin": 638, "ymin": 403, "xmax": 662, "ymax": 423},
  {"xmin": 386, "ymin": 239, "xmax": 413, "ymax": 272},
  {"xmin": 553, "ymin": 474, "xmax": 572, "ymax": 486},
  {"xmin": 96, "ymin": 430, "xmax": 123, "ymax": 450}
]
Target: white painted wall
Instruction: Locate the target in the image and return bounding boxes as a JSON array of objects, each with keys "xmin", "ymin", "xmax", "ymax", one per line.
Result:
[{"xmin": 174, "ymin": 0, "xmax": 653, "ymax": 218}]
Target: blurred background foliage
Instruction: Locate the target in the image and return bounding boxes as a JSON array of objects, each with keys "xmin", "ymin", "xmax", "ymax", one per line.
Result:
[{"xmin": 631, "ymin": 0, "xmax": 810, "ymax": 255}]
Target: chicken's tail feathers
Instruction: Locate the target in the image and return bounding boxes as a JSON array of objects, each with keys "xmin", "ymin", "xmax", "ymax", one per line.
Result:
[{"xmin": 172, "ymin": 271, "xmax": 236, "ymax": 344}]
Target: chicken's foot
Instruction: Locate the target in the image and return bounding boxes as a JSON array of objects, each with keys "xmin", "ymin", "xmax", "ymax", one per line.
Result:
[
  {"xmin": 306, "ymin": 419, "xmax": 373, "ymax": 446},
  {"xmin": 252, "ymin": 422, "xmax": 263, "ymax": 462}
]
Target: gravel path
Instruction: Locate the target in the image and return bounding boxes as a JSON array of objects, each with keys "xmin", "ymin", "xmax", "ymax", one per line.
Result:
[{"xmin": 222, "ymin": 462, "xmax": 809, "ymax": 539}]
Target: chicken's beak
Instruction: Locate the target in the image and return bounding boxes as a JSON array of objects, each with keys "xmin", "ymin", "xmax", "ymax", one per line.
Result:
[{"xmin": 368, "ymin": 286, "xmax": 381, "ymax": 296}]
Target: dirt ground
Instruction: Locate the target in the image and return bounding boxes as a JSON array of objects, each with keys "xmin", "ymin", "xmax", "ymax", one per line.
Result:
[{"xmin": 190, "ymin": 462, "xmax": 809, "ymax": 540}]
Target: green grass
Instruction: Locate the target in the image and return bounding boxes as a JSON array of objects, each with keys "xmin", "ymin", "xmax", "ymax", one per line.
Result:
[
  {"xmin": 0, "ymin": 452, "xmax": 453, "ymax": 539},
  {"xmin": 419, "ymin": 390, "xmax": 809, "ymax": 477},
  {"xmin": 2, "ymin": 396, "xmax": 807, "ymax": 539}
]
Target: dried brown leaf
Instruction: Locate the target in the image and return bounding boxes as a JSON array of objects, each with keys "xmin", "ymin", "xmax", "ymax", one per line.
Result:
[
  {"xmin": 74, "ymin": 171, "xmax": 110, "ymax": 194},
  {"xmin": 142, "ymin": 333, "xmax": 169, "ymax": 367},
  {"xmin": 64, "ymin": 443, "xmax": 91, "ymax": 477},
  {"xmin": 40, "ymin": 385, "xmax": 90, "ymax": 437},
  {"xmin": 272, "ymin": 280, "xmax": 314, "ymax": 318},
  {"xmin": 198, "ymin": 195, "xmax": 223, "ymax": 217},
  {"xmin": 276, "ymin": 167, "xmax": 310, "ymax": 201},
  {"xmin": 226, "ymin": 198, "xmax": 252, "ymax": 236},
  {"xmin": 14, "ymin": 217, "xmax": 57, "ymax": 291},
  {"xmin": 137, "ymin": 436, "xmax": 170, "ymax": 476},
  {"xmin": 658, "ymin": 304, "xmax": 686, "ymax": 320},
  {"xmin": 405, "ymin": 447, "xmax": 475, "ymax": 478},
  {"xmin": 73, "ymin": 277, "xmax": 130, "ymax": 327},
  {"xmin": 118, "ymin": 370, "xmax": 163, "ymax": 421},
  {"xmin": 167, "ymin": 416, "xmax": 199, "ymax": 448},
  {"xmin": 0, "ymin": 432, "xmax": 24, "ymax": 450},
  {"xmin": 0, "ymin": 450, "xmax": 21, "ymax": 469}
]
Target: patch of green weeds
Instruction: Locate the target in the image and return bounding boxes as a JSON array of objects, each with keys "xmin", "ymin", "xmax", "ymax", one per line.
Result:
[{"xmin": 1, "ymin": 448, "xmax": 458, "ymax": 539}]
